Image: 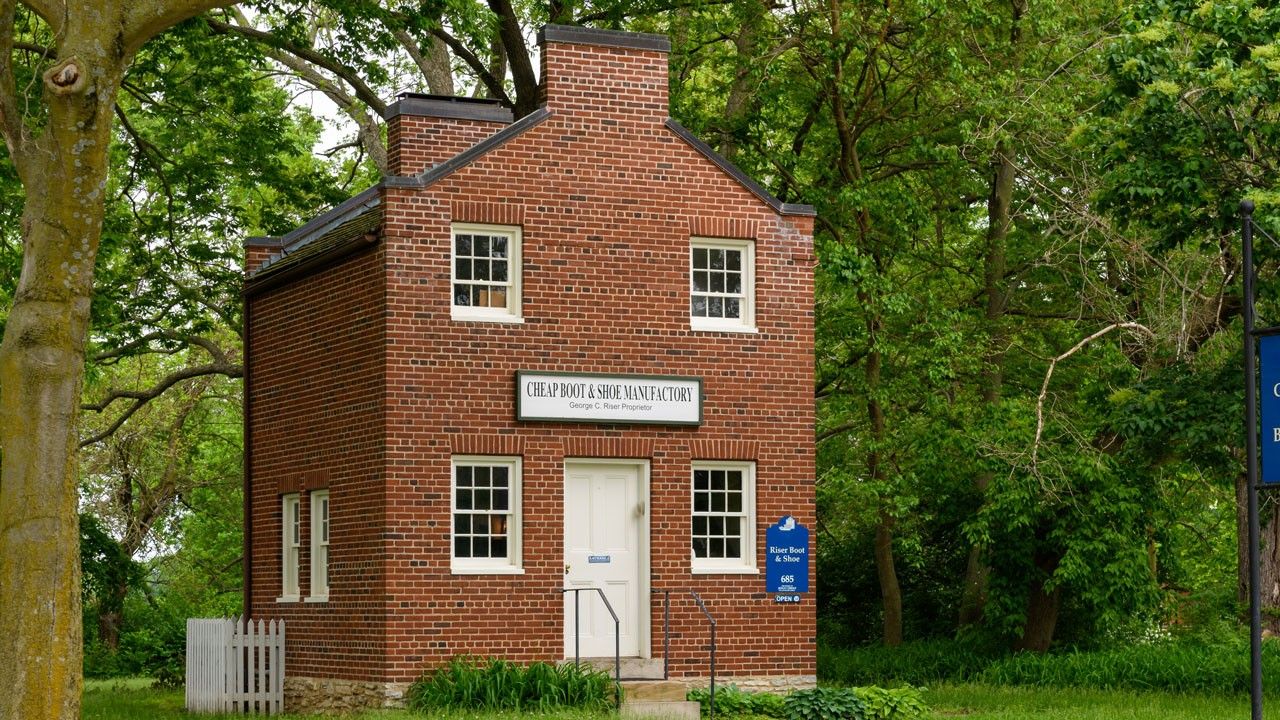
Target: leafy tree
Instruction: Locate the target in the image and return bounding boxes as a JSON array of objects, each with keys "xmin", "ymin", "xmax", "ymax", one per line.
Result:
[{"xmin": 0, "ymin": 2, "xmax": 250, "ymax": 717}]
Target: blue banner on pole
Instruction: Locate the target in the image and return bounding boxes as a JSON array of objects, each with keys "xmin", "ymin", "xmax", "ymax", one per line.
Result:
[
  {"xmin": 765, "ymin": 516, "xmax": 809, "ymax": 593},
  {"xmin": 1261, "ymin": 335, "xmax": 1280, "ymax": 484}
]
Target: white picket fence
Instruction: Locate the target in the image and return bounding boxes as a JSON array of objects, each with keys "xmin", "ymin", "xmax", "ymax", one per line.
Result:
[{"xmin": 186, "ymin": 617, "xmax": 285, "ymax": 715}]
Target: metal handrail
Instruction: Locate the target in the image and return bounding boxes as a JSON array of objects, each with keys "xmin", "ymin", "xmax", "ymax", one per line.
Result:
[
  {"xmin": 690, "ymin": 591, "xmax": 716, "ymax": 720},
  {"xmin": 651, "ymin": 588, "xmax": 671, "ymax": 680},
  {"xmin": 558, "ymin": 587, "xmax": 621, "ymax": 707}
]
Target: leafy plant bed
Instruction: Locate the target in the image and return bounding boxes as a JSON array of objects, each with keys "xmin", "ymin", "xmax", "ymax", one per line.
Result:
[
  {"xmin": 686, "ymin": 684, "xmax": 928, "ymax": 720},
  {"xmin": 926, "ymin": 683, "xmax": 1280, "ymax": 720},
  {"xmin": 406, "ymin": 657, "xmax": 616, "ymax": 713}
]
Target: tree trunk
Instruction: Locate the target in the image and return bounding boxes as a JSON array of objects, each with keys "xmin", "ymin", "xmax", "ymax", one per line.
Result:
[
  {"xmin": 1014, "ymin": 546, "xmax": 1061, "ymax": 652},
  {"xmin": 875, "ymin": 509, "xmax": 903, "ymax": 646},
  {"xmin": 865, "ymin": 342, "xmax": 902, "ymax": 646},
  {"xmin": 0, "ymin": 48, "xmax": 122, "ymax": 720},
  {"xmin": 1239, "ymin": 471, "xmax": 1250, "ymax": 605},
  {"xmin": 958, "ymin": 146, "xmax": 1015, "ymax": 628}
]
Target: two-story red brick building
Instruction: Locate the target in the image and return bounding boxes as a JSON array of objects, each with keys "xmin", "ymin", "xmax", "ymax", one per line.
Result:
[{"xmin": 243, "ymin": 24, "xmax": 816, "ymax": 711}]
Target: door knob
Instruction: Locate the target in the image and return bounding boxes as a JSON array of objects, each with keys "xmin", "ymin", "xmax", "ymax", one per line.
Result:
[{"xmin": 565, "ymin": 564, "xmax": 571, "ymax": 575}]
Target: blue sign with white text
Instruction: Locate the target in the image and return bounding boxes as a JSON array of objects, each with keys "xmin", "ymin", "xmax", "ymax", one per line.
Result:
[
  {"xmin": 1261, "ymin": 335, "xmax": 1280, "ymax": 484},
  {"xmin": 765, "ymin": 516, "xmax": 810, "ymax": 593}
]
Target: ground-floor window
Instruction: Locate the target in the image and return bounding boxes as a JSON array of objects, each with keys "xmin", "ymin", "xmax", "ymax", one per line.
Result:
[
  {"xmin": 691, "ymin": 461, "xmax": 756, "ymax": 573},
  {"xmin": 451, "ymin": 456, "xmax": 523, "ymax": 574},
  {"xmin": 281, "ymin": 493, "xmax": 300, "ymax": 598},
  {"xmin": 309, "ymin": 490, "xmax": 329, "ymax": 599}
]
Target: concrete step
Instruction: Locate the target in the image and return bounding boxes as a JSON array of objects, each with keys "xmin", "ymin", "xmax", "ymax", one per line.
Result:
[
  {"xmin": 575, "ymin": 656, "xmax": 665, "ymax": 680},
  {"xmin": 621, "ymin": 700, "xmax": 702, "ymax": 720},
  {"xmin": 621, "ymin": 680, "xmax": 688, "ymax": 702}
]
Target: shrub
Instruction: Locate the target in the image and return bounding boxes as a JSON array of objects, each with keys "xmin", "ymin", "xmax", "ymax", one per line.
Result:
[
  {"xmin": 406, "ymin": 656, "xmax": 616, "ymax": 712},
  {"xmin": 852, "ymin": 686, "xmax": 928, "ymax": 720},
  {"xmin": 688, "ymin": 685, "xmax": 786, "ymax": 718},
  {"xmin": 687, "ymin": 685, "xmax": 926, "ymax": 720},
  {"xmin": 978, "ymin": 635, "xmax": 1280, "ymax": 695},
  {"xmin": 819, "ymin": 638, "xmax": 1001, "ymax": 686},
  {"xmin": 784, "ymin": 687, "xmax": 866, "ymax": 720}
]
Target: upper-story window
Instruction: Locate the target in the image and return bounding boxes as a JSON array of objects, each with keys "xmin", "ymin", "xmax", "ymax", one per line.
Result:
[
  {"xmin": 690, "ymin": 238, "xmax": 754, "ymax": 332},
  {"xmin": 452, "ymin": 223, "xmax": 522, "ymax": 322}
]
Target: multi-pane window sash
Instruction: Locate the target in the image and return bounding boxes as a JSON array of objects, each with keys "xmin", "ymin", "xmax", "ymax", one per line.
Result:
[
  {"xmin": 282, "ymin": 494, "xmax": 300, "ymax": 598},
  {"xmin": 453, "ymin": 231, "xmax": 513, "ymax": 311},
  {"xmin": 310, "ymin": 491, "xmax": 329, "ymax": 599},
  {"xmin": 691, "ymin": 465, "xmax": 751, "ymax": 567},
  {"xmin": 453, "ymin": 463, "xmax": 513, "ymax": 563},
  {"xmin": 690, "ymin": 239, "xmax": 753, "ymax": 330}
]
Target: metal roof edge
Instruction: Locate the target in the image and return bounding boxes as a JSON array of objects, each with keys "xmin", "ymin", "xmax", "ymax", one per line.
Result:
[
  {"xmin": 273, "ymin": 185, "xmax": 383, "ymax": 253},
  {"xmin": 538, "ymin": 24, "xmax": 671, "ymax": 53},
  {"xmin": 663, "ymin": 118, "xmax": 816, "ymax": 218}
]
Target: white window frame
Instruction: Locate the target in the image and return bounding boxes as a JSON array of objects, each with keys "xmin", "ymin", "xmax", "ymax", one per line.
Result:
[
  {"xmin": 690, "ymin": 461, "xmax": 757, "ymax": 574},
  {"xmin": 450, "ymin": 455, "xmax": 523, "ymax": 574},
  {"xmin": 690, "ymin": 237, "xmax": 755, "ymax": 332},
  {"xmin": 451, "ymin": 223, "xmax": 523, "ymax": 323},
  {"xmin": 280, "ymin": 494, "xmax": 300, "ymax": 600},
  {"xmin": 308, "ymin": 490, "xmax": 329, "ymax": 601}
]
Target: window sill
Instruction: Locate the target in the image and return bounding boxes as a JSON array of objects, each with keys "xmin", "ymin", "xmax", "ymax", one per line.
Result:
[
  {"xmin": 275, "ymin": 595, "xmax": 300, "ymax": 603},
  {"xmin": 690, "ymin": 323, "xmax": 758, "ymax": 334},
  {"xmin": 691, "ymin": 566, "xmax": 759, "ymax": 575},
  {"xmin": 451, "ymin": 565, "xmax": 526, "ymax": 576},
  {"xmin": 304, "ymin": 595, "xmax": 329, "ymax": 603},
  {"xmin": 451, "ymin": 312, "xmax": 525, "ymax": 324}
]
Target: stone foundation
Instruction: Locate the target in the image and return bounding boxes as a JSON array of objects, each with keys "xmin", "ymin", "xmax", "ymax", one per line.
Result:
[
  {"xmin": 284, "ymin": 677, "xmax": 411, "ymax": 714},
  {"xmin": 284, "ymin": 673, "xmax": 816, "ymax": 714},
  {"xmin": 658, "ymin": 675, "xmax": 818, "ymax": 694}
]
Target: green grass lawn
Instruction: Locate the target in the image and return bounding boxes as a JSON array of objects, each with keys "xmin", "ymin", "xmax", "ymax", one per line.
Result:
[
  {"xmin": 927, "ymin": 683, "xmax": 1280, "ymax": 719},
  {"xmin": 84, "ymin": 678, "xmax": 1280, "ymax": 720},
  {"xmin": 82, "ymin": 679, "xmax": 611, "ymax": 720}
]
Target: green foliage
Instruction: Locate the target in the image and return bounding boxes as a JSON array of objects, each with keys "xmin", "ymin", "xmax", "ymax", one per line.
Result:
[
  {"xmin": 979, "ymin": 635, "xmax": 1280, "ymax": 695},
  {"xmin": 687, "ymin": 685, "xmax": 786, "ymax": 718},
  {"xmin": 821, "ymin": 634, "xmax": 1280, "ymax": 697},
  {"xmin": 405, "ymin": 658, "xmax": 616, "ymax": 713},
  {"xmin": 783, "ymin": 687, "xmax": 866, "ymax": 720},
  {"xmin": 819, "ymin": 640, "xmax": 1002, "ymax": 687},
  {"xmin": 852, "ymin": 686, "xmax": 929, "ymax": 720},
  {"xmin": 687, "ymin": 686, "xmax": 929, "ymax": 720}
]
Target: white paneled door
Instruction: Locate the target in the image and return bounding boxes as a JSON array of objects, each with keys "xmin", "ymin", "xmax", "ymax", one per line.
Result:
[{"xmin": 563, "ymin": 461, "xmax": 646, "ymax": 658}]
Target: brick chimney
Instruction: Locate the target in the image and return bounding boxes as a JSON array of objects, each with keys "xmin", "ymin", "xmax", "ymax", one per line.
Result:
[
  {"xmin": 384, "ymin": 94, "xmax": 513, "ymax": 176},
  {"xmin": 537, "ymin": 25, "xmax": 670, "ymax": 119}
]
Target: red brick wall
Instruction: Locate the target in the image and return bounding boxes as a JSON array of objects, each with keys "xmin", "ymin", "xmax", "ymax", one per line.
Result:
[
  {"xmin": 373, "ymin": 34, "xmax": 815, "ymax": 683},
  {"xmin": 246, "ymin": 245, "xmax": 389, "ymax": 682},
  {"xmin": 387, "ymin": 116, "xmax": 510, "ymax": 176}
]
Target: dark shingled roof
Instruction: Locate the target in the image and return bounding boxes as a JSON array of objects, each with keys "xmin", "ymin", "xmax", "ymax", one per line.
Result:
[{"xmin": 244, "ymin": 207, "xmax": 383, "ymax": 295}]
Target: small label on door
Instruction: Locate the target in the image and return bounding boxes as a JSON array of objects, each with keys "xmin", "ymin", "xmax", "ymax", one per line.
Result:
[{"xmin": 588, "ymin": 555, "xmax": 611, "ymax": 564}]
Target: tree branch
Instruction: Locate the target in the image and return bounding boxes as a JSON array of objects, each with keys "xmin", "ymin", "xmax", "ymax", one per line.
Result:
[
  {"xmin": 1032, "ymin": 322, "xmax": 1156, "ymax": 463},
  {"xmin": 79, "ymin": 362, "xmax": 242, "ymax": 448},
  {"xmin": 393, "ymin": 27, "xmax": 453, "ymax": 96},
  {"xmin": 0, "ymin": 0, "xmax": 29, "ymax": 169},
  {"xmin": 122, "ymin": 0, "xmax": 240, "ymax": 55},
  {"xmin": 429, "ymin": 27, "xmax": 510, "ymax": 106},
  {"xmin": 204, "ymin": 16, "xmax": 387, "ymax": 117}
]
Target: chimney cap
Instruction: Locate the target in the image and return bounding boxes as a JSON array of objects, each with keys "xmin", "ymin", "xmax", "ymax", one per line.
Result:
[
  {"xmin": 385, "ymin": 93, "xmax": 514, "ymax": 123},
  {"xmin": 537, "ymin": 24, "xmax": 670, "ymax": 53}
]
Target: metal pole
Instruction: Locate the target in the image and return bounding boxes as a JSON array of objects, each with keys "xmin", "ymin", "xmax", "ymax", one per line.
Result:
[
  {"xmin": 1243, "ymin": 198, "xmax": 1263, "ymax": 720},
  {"xmin": 575, "ymin": 590, "xmax": 581, "ymax": 668},
  {"xmin": 709, "ymin": 619, "xmax": 716, "ymax": 720},
  {"xmin": 663, "ymin": 590, "xmax": 670, "ymax": 681}
]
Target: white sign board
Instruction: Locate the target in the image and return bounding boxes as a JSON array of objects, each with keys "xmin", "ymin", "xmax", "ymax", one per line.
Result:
[{"xmin": 516, "ymin": 371, "xmax": 702, "ymax": 425}]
